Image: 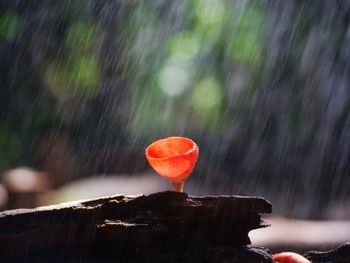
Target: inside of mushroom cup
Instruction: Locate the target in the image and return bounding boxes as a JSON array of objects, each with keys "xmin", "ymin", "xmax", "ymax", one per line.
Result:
[{"xmin": 147, "ymin": 137, "xmax": 194, "ymax": 159}]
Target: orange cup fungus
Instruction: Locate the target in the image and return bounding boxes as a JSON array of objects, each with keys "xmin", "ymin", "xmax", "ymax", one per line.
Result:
[
  {"xmin": 145, "ymin": 137, "xmax": 199, "ymax": 192},
  {"xmin": 273, "ymin": 252, "xmax": 311, "ymax": 263}
]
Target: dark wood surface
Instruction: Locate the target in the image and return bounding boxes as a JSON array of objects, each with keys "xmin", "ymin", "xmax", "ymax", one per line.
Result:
[
  {"xmin": 304, "ymin": 242, "xmax": 350, "ymax": 263},
  {"xmin": 0, "ymin": 191, "xmax": 273, "ymax": 262}
]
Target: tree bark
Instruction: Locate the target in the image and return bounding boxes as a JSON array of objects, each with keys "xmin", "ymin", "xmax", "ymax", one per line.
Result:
[{"xmin": 0, "ymin": 191, "xmax": 273, "ymax": 262}]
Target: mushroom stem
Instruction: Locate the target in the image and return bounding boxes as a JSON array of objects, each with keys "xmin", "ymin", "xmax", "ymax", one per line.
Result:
[{"xmin": 172, "ymin": 181, "xmax": 184, "ymax": 192}]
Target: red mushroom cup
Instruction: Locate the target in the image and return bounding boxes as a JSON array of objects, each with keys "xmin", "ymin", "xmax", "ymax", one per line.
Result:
[
  {"xmin": 145, "ymin": 137, "xmax": 199, "ymax": 192},
  {"xmin": 273, "ymin": 252, "xmax": 311, "ymax": 263}
]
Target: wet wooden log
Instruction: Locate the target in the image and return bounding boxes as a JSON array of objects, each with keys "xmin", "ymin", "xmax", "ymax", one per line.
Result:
[
  {"xmin": 304, "ymin": 242, "xmax": 350, "ymax": 263},
  {"xmin": 0, "ymin": 191, "xmax": 273, "ymax": 262}
]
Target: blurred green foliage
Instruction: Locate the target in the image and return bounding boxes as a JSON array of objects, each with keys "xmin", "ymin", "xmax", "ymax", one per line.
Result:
[
  {"xmin": 127, "ymin": 0, "xmax": 268, "ymax": 134},
  {"xmin": 70, "ymin": 56, "xmax": 101, "ymax": 93},
  {"xmin": 0, "ymin": 11, "xmax": 23, "ymax": 40},
  {"xmin": 167, "ymin": 32, "xmax": 200, "ymax": 61},
  {"xmin": 66, "ymin": 21, "xmax": 101, "ymax": 51},
  {"xmin": 192, "ymin": 77, "xmax": 223, "ymax": 115},
  {"xmin": 46, "ymin": 57, "xmax": 101, "ymax": 99},
  {"xmin": 0, "ymin": 126, "xmax": 21, "ymax": 171},
  {"xmin": 46, "ymin": 20, "xmax": 102, "ymax": 100},
  {"xmin": 227, "ymin": 9, "xmax": 264, "ymax": 63},
  {"xmin": 0, "ymin": 1, "xmax": 269, "ymax": 171}
]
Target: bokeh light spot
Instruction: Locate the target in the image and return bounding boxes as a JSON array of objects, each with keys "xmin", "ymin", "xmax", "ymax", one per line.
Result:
[
  {"xmin": 228, "ymin": 32, "xmax": 261, "ymax": 63},
  {"xmin": 167, "ymin": 31, "xmax": 200, "ymax": 60},
  {"xmin": 192, "ymin": 77, "xmax": 222, "ymax": 115},
  {"xmin": 158, "ymin": 59, "xmax": 193, "ymax": 97},
  {"xmin": 46, "ymin": 64, "xmax": 71, "ymax": 99},
  {"xmin": 71, "ymin": 56, "xmax": 101, "ymax": 89},
  {"xmin": 194, "ymin": 0, "xmax": 225, "ymax": 26},
  {"xmin": 227, "ymin": 8, "xmax": 265, "ymax": 63},
  {"xmin": 66, "ymin": 21, "xmax": 101, "ymax": 51},
  {"xmin": 46, "ymin": 56, "xmax": 101, "ymax": 99}
]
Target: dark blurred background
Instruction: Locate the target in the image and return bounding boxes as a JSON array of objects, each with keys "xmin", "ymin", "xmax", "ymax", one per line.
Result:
[{"xmin": 0, "ymin": 0, "xmax": 349, "ymax": 220}]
